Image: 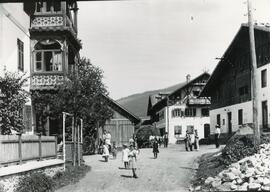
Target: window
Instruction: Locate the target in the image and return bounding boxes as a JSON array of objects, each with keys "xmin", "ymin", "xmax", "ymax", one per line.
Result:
[
  {"xmin": 174, "ymin": 126, "xmax": 182, "ymax": 136},
  {"xmin": 185, "ymin": 108, "xmax": 196, "ymax": 117},
  {"xmin": 17, "ymin": 39, "xmax": 24, "ymax": 71},
  {"xmin": 239, "ymin": 86, "xmax": 248, "ymax": 96},
  {"xmin": 201, "ymin": 108, "xmax": 209, "ymax": 117},
  {"xmin": 35, "ymin": 1, "xmax": 61, "ymax": 13},
  {"xmin": 193, "ymin": 90, "xmax": 200, "ymax": 97},
  {"xmin": 187, "ymin": 125, "xmax": 194, "ymax": 133},
  {"xmin": 172, "ymin": 108, "xmax": 182, "ymax": 118},
  {"xmin": 238, "ymin": 109, "xmax": 243, "ymax": 125},
  {"xmin": 34, "ymin": 40, "xmax": 62, "ymax": 72},
  {"xmin": 159, "ymin": 110, "xmax": 165, "ymax": 120},
  {"xmin": 217, "ymin": 114, "xmax": 221, "ymax": 126},
  {"xmin": 261, "ymin": 69, "xmax": 267, "ymax": 88}
]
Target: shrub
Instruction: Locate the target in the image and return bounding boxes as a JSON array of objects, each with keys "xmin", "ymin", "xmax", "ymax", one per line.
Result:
[
  {"xmin": 15, "ymin": 172, "xmax": 55, "ymax": 192},
  {"xmin": 83, "ymin": 135, "xmax": 96, "ymax": 155},
  {"xmin": 219, "ymin": 134, "xmax": 270, "ymax": 166}
]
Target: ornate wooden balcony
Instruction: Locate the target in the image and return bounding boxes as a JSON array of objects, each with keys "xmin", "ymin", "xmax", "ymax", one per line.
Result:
[
  {"xmin": 30, "ymin": 73, "xmax": 65, "ymax": 90},
  {"xmin": 187, "ymin": 97, "xmax": 211, "ymax": 106}
]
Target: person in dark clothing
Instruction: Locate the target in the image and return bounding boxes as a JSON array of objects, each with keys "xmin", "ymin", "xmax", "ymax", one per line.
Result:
[
  {"xmin": 153, "ymin": 137, "xmax": 159, "ymax": 159},
  {"xmin": 164, "ymin": 133, "xmax": 168, "ymax": 148},
  {"xmin": 215, "ymin": 124, "xmax": 221, "ymax": 148}
]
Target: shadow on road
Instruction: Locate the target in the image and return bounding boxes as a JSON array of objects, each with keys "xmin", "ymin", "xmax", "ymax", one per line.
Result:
[
  {"xmin": 179, "ymin": 166, "xmax": 198, "ymax": 171},
  {"xmin": 118, "ymin": 167, "xmax": 129, "ymax": 170},
  {"xmin": 98, "ymin": 159, "xmax": 107, "ymax": 162},
  {"xmin": 120, "ymin": 175, "xmax": 133, "ymax": 178}
]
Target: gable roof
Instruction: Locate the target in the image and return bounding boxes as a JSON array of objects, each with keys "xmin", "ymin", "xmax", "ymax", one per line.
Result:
[
  {"xmin": 101, "ymin": 94, "xmax": 141, "ymax": 124},
  {"xmin": 148, "ymin": 72, "xmax": 210, "ymax": 114},
  {"xmin": 200, "ymin": 23, "xmax": 270, "ymax": 96}
]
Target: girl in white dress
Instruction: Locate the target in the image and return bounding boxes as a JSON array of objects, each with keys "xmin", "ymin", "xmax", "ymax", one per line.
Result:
[
  {"xmin": 129, "ymin": 145, "xmax": 138, "ymax": 178},
  {"xmin": 122, "ymin": 144, "xmax": 130, "ymax": 169}
]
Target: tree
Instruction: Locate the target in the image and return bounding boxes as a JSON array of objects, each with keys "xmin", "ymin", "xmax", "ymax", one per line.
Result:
[
  {"xmin": 32, "ymin": 58, "xmax": 113, "ymax": 139},
  {"xmin": 0, "ymin": 72, "xmax": 28, "ymax": 134}
]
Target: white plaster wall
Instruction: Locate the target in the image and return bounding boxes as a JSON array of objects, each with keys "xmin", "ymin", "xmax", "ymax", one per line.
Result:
[
  {"xmin": 0, "ymin": 4, "xmax": 32, "ymax": 134},
  {"xmin": 0, "ymin": 3, "xmax": 30, "ymax": 92},
  {"xmin": 209, "ymin": 101, "xmax": 253, "ymax": 135},
  {"xmin": 257, "ymin": 65, "xmax": 270, "ymax": 127},
  {"xmin": 156, "ymin": 104, "xmax": 210, "ymax": 144}
]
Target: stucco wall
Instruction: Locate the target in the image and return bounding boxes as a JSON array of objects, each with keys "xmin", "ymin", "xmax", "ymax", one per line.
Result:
[
  {"xmin": 0, "ymin": 3, "xmax": 30, "ymax": 92},
  {"xmin": 156, "ymin": 103, "xmax": 210, "ymax": 144},
  {"xmin": 210, "ymin": 101, "xmax": 253, "ymax": 135}
]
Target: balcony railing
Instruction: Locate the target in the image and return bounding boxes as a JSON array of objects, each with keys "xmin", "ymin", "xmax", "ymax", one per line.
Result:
[
  {"xmin": 30, "ymin": 73, "xmax": 64, "ymax": 90},
  {"xmin": 30, "ymin": 13, "xmax": 77, "ymax": 35},
  {"xmin": 187, "ymin": 97, "xmax": 211, "ymax": 105}
]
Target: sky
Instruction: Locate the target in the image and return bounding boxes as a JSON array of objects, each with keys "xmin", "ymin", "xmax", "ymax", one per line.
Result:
[{"xmin": 77, "ymin": 0, "xmax": 270, "ymax": 100}]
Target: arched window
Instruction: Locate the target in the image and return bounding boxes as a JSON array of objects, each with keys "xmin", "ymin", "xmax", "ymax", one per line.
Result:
[{"xmin": 34, "ymin": 40, "xmax": 63, "ymax": 72}]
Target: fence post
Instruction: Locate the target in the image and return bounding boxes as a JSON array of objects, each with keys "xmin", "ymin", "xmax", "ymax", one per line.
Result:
[
  {"xmin": 53, "ymin": 134, "xmax": 58, "ymax": 159},
  {"xmin": 37, "ymin": 133, "xmax": 42, "ymax": 161},
  {"xmin": 17, "ymin": 133, "xmax": 22, "ymax": 165}
]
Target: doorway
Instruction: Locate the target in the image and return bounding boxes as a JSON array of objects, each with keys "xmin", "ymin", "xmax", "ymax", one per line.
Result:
[
  {"xmin": 227, "ymin": 112, "xmax": 232, "ymax": 134},
  {"xmin": 262, "ymin": 101, "xmax": 268, "ymax": 131},
  {"xmin": 204, "ymin": 124, "xmax": 210, "ymax": 138}
]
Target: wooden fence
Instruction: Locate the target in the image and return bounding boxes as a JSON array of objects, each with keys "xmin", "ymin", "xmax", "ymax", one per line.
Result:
[{"xmin": 0, "ymin": 134, "xmax": 57, "ymax": 165}]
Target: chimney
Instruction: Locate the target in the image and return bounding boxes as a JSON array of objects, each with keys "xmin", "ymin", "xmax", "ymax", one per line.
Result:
[{"xmin": 186, "ymin": 74, "xmax": 191, "ymax": 83}]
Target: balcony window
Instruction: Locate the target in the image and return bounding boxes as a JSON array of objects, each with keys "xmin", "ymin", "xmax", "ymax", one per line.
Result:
[
  {"xmin": 201, "ymin": 108, "xmax": 209, "ymax": 117},
  {"xmin": 34, "ymin": 40, "xmax": 63, "ymax": 73},
  {"xmin": 35, "ymin": 0, "xmax": 62, "ymax": 13}
]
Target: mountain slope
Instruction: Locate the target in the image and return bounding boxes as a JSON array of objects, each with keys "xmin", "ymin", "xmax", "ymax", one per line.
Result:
[{"xmin": 117, "ymin": 82, "xmax": 186, "ymax": 118}]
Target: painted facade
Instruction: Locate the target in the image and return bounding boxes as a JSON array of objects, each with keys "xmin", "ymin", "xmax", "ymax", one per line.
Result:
[
  {"xmin": 0, "ymin": 3, "xmax": 33, "ymax": 134},
  {"xmin": 201, "ymin": 24, "xmax": 270, "ymax": 136},
  {"xmin": 148, "ymin": 73, "xmax": 211, "ymax": 144}
]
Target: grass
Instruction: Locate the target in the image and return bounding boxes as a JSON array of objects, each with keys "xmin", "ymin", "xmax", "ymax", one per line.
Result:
[
  {"xmin": 53, "ymin": 163, "xmax": 91, "ymax": 191},
  {"xmin": 191, "ymin": 151, "xmax": 227, "ymax": 191}
]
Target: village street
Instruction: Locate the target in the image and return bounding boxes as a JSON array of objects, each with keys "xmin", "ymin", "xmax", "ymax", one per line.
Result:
[{"xmin": 57, "ymin": 144, "xmax": 221, "ymax": 192}]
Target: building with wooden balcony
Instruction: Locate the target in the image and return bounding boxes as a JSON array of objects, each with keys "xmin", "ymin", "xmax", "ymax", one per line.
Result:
[
  {"xmin": 21, "ymin": 0, "xmax": 82, "ymax": 135},
  {"xmin": 147, "ymin": 72, "xmax": 211, "ymax": 144},
  {"xmin": 200, "ymin": 24, "xmax": 270, "ymax": 137}
]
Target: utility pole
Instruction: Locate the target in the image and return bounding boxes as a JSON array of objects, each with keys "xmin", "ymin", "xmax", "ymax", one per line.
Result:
[{"xmin": 247, "ymin": 0, "xmax": 260, "ymax": 145}]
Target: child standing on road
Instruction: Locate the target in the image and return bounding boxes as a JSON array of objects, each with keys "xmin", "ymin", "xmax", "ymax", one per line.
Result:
[
  {"xmin": 112, "ymin": 141, "xmax": 117, "ymax": 159},
  {"xmin": 122, "ymin": 144, "xmax": 130, "ymax": 169},
  {"xmin": 129, "ymin": 145, "xmax": 138, "ymax": 178},
  {"xmin": 102, "ymin": 144, "xmax": 109, "ymax": 162}
]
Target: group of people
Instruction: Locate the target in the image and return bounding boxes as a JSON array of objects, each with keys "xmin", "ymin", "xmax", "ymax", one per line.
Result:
[
  {"xmin": 149, "ymin": 133, "xmax": 168, "ymax": 148},
  {"xmin": 100, "ymin": 131, "xmax": 140, "ymax": 178},
  {"xmin": 184, "ymin": 129, "xmax": 199, "ymax": 151}
]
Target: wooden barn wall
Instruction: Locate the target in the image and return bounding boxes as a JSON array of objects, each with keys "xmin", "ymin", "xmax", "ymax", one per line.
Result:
[{"xmin": 104, "ymin": 119, "xmax": 135, "ymax": 146}]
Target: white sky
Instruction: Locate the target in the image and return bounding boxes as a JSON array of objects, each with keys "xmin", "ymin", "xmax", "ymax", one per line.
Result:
[{"xmin": 78, "ymin": 0, "xmax": 270, "ymax": 100}]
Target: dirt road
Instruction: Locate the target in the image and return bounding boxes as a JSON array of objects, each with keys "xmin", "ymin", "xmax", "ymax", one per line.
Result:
[{"xmin": 57, "ymin": 144, "xmax": 220, "ymax": 192}]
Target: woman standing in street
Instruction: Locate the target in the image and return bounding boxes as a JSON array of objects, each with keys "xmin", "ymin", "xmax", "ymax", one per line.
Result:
[
  {"xmin": 153, "ymin": 137, "xmax": 159, "ymax": 159},
  {"xmin": 129, "ymin": 145, "xmax": 138, "ymax": 178}
]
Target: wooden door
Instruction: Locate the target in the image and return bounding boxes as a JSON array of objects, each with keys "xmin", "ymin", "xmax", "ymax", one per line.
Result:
[
  {"xmin": 228, "ymin": 112, "xmax": 232, "ymax": 134},
  {"xmin": 262, "ymin": 101, "xmax": 268, "ymax": 130}
]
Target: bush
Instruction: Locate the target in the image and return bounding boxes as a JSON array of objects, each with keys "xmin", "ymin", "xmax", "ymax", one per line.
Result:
[
  {"xmin": 83, "ymin": 135, "xmax": 96, "ymax": 155},
  {"xmin": 15, "ymin": 172, "xmax": 55, "ymax": 192},
  {"xmin": 219, "ymin": 134, "xmax": 270, "ymax": 166}
]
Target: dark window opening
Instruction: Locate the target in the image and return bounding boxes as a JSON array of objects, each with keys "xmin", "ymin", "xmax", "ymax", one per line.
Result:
[
  {"xmin": 17, "ymin": 39, "xmax": 24, "ymax": 71},
  {"xmin": 217, "ymin": 114, "xmax": 221, "ymax": 126},
  {"xmin": 261, "ymin": 69, "xmax": 267, "ymax": 88},
  {"xmin": 201, "ymin": 108, "xmax": 209, "ymax": 117},
  {"xmin": 238, "ymin": 109, "xmax": 243, "ymax": 125}
]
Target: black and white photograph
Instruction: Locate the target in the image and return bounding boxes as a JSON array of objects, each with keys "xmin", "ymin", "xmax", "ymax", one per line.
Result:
[{"xmin": 0, "ymin": 0, "xmax": 270, "ymax": 191}]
